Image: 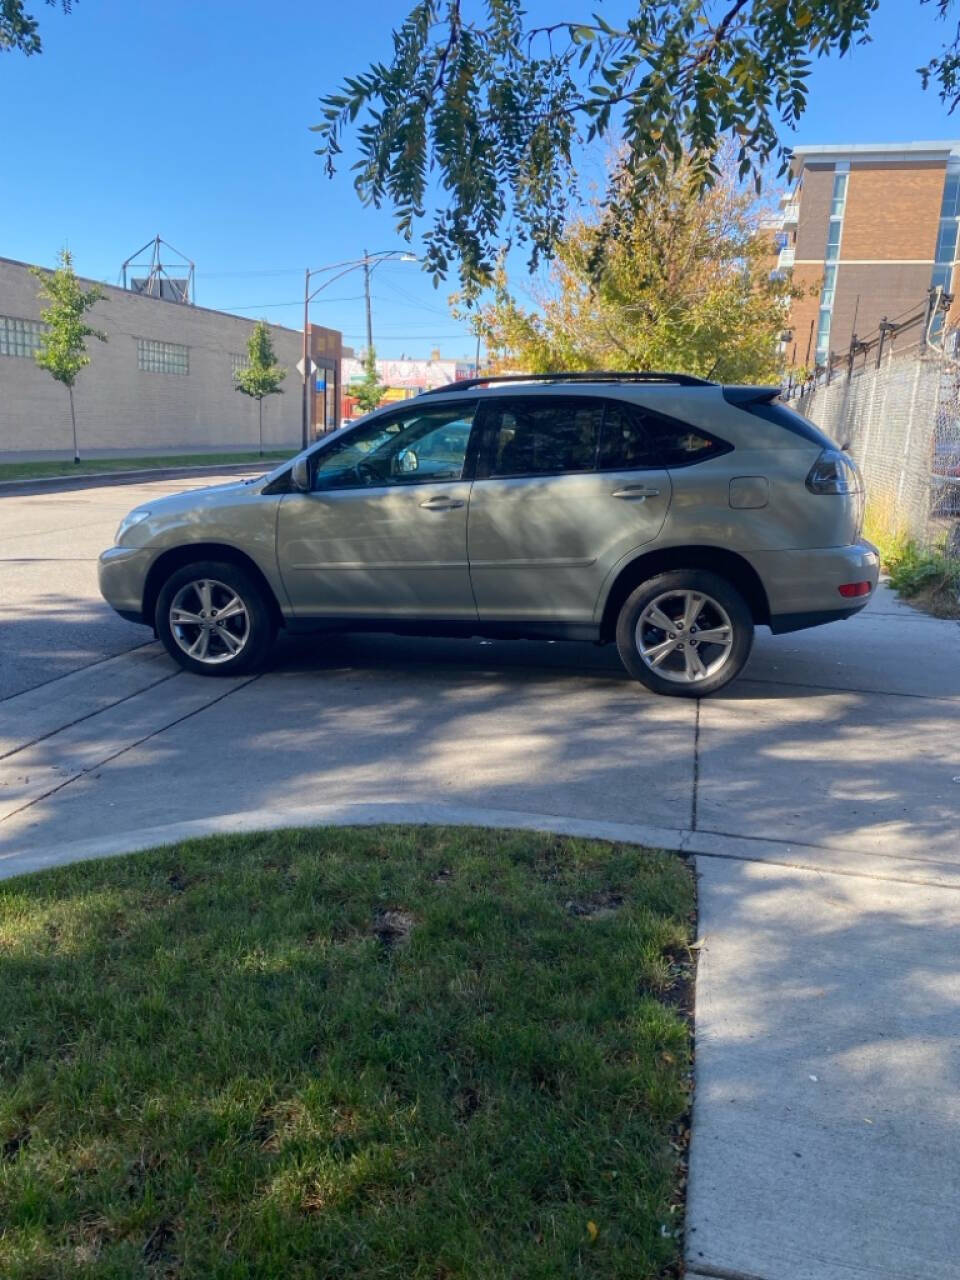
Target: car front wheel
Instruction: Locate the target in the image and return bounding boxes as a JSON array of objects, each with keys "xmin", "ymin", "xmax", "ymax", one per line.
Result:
[
  {"xmin": 615, "ymin": 570, "xmax": 754, "ymax": 697},
  {"xmin": 155, "ymin": 559, "xmax": 276, "ymax": 676}
]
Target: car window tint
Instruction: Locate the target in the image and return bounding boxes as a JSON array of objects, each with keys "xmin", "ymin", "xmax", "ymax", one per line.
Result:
[
  {"xmin": 312, "ymin": 403, "xmax": 476, "ymax": 491},
  {"xmin": 487, "ymin": 400, "xmax": 603, "ymax": 477},
  {"xmin": 597, "ymin": 403, "xmax": 657, "ymax": 469},
  {"xmin": 600, "ymin": 401, "xmax": 727, "ymax": 469}
]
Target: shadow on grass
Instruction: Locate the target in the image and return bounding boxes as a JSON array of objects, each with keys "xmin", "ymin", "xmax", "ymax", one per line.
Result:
[{"xmin": 0, "ymin": 824, "xmax": 695, "ymax": 1280}]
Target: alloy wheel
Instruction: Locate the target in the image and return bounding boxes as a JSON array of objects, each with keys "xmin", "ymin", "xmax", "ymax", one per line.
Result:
[
  {"xmin": 168, "ymin": 578, "xmax": 250, "ymax": 665},
  {"xmin": 634, "ymin": 588, "xmax": 735, "ymax": 684}
]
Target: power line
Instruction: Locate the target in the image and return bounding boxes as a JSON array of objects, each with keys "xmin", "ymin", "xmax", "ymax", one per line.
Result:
[{"xmin": 224, "ymin": 294, "xmax": 366, "ymax": 310}]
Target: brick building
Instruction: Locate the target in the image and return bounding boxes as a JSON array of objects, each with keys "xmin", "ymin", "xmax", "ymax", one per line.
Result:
[
  {"xmin": 0, "ymin": 255, "xmax": 343, "ymax": 460},
  {"xmin": 775, "ymin": 141, "xmax": 960, "ymax": 369}
]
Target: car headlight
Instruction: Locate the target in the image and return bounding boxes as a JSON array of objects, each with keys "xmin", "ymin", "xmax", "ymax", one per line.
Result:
[{"xmin": 115, "ymin": 510, "xmax": 152, "ymax": 543}]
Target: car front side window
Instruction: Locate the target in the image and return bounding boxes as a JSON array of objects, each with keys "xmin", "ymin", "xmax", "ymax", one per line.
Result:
[{"xmin": 311, "ymin": 402, "xmax": 478, "ymax": 491}]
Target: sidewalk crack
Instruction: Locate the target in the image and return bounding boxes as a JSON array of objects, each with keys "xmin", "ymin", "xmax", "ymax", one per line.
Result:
[{"xmin": 690, "ymin": 697, "xmax": 701, "ymax": 831}]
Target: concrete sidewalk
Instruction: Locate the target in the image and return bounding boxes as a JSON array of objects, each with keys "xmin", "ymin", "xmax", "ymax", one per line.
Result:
[{"xmin": 687, "ymin": 856, "xmax": 960, "ymax": 1280}]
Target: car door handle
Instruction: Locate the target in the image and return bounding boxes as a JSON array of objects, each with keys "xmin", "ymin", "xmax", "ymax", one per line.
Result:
[
  {"xmin": 419, "ymin": 496, "xmax": 465, "ymax": 511},
  {"xmin": 611, "ymin": 485, "xmax": 660, "ymax": 499}
]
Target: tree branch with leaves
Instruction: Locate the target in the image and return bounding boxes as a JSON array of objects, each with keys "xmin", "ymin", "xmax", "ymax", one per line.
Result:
[
  {"xmin": 1, "ymin": 0, "xmax": 76, "ymax": 58},
  {"xmin": 314, "ymin": 0, "xmax": 960, "ymax": 295}
]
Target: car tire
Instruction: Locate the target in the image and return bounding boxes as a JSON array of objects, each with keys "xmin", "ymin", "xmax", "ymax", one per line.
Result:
[
  {"xmin": 155, "ymin": 559, "xmax": 276, "ymax": 677},
  {"xmin": 615, "ymin": 569, "xmax": 754, "ymax": 697}
]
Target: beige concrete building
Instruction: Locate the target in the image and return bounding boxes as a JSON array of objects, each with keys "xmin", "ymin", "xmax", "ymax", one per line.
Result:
[
  {"xmin": 775, "ymin": 142, "xmax": 960, "ymax": 369},
  {"xmin": 0, "ymin": 255, "xmax": 343, "ymax": 460}
]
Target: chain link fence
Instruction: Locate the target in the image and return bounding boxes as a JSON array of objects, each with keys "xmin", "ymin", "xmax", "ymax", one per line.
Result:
[{"xmin": 785, "ymin": 307, "xmax": 960, "ymax": 553}]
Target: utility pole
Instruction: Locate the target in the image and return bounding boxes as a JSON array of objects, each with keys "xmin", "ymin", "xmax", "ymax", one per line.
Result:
[
  {"xmin": 363, "ymin": 249, "xmax": 374, "ymax": 356},
  {"xmin": 301, "ymin": 268, "xmax": 310, "ymax": 450},
  {"xmin": 475, "ymin": 331, "xmax": 481, "ymax": 376}
]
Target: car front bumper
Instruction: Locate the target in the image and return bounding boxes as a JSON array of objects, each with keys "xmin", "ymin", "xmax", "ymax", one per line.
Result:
[{"xmin": 98, "ymin": 546, "xmax": 152, "ymax": 624}]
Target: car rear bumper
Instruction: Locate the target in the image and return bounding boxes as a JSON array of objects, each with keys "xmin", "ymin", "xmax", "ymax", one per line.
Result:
[
  {"xmin": 753, "ymin": 539, "xmax": 880, "ymax": 631},
  {"xmin": 98, "ymin": 546, "xmax": 151, "ymax": 624}
]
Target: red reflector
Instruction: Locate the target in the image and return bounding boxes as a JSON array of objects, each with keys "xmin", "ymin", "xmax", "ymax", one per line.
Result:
[{"xmin": 838, "ymin": 581, "xmax": 871, "ymax": 598}]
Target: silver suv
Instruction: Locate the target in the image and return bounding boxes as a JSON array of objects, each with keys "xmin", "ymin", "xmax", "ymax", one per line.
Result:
[{"xmin": 99, "ymin": 372, "xmax": 879, "ymax": 697}]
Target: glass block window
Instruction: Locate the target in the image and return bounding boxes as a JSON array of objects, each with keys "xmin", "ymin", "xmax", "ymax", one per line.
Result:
[
  {"xmin": 824, "ymin": 219, "xmax": 843, "ymax": 261},
  {"xmin": 0, "ymin": 316, "xmax": 46, "ymax": 358},
  {"xmin": 137, "ymin": 338, "xmax": 189, "ymax": 375},
  {"xmin": 813, "ymin": 167, "xmax": 850, "ymax": 364},
  {"xmin": 930, "ymin": 165, "xmax": 960, "ymax": 334},
  {"xmin": 821, "ymin": 265, "xmax": 837, "ymax": 307},
  {"xmin": 931, "ymin": 264, "xmax": 952, "ymax": 292},
  {"xmin": 935, "ymin": 219, "xmax": 958, "ymax": 264},
  {"xmin": 830, "ymin": 172, "xmax": 848, "ymax": 218}
]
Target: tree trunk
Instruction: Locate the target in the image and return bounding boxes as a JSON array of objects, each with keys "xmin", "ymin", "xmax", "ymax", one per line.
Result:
[
  {"xmin": 68, "ymin": 385, "xmax": 79, "ymax": 464},
  {"xmin": 258, "ymin": 398, "xmax": 263, "ymax": 458}
]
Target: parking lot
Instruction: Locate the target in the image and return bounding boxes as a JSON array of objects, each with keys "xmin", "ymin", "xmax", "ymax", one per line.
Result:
[{"xmin": 2, "ymin": 474, "xmax": 960, "ymax": 1279}]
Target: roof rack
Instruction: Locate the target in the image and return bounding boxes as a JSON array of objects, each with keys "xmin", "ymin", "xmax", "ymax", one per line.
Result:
[{"xmin": 423, "ymin": 370, "xmax": 715, "ymax": 395}]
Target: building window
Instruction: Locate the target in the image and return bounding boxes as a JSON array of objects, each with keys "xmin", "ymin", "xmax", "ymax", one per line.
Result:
[
  {"xmin": 137, "ymin": 337, "xmax": 189, "ymax": 375},
  {"xmin": 821, "ymin": 265, "xmax": 837, "ymax": 307},
  {"xmin": 942, "ymin": 173, "xmax": 960, "ymax": 219},
  {"xmin": 934, "ymin": 219, "xmax": 958, "ymax": 264},
  {"xmin": 931, "ymin": 264, "xmax": 952, "ymax": 292},
  {"xmin": 830, "ymin": 172, "xmax": 848, "ymax": 218},
  {"xmin": 814, "ymin": 167, "xmax": 849, "ymax": 363},
  {"xmin": 0, "ymin": 316, "xmax": 46, "ymax": 358},
  {"xmin": 930, "ymin": 164, "xmax": 960, "ymax": 334},
  {"xmin": 230, "ymin": 353, "xmax": 249, "ymax": 376}
]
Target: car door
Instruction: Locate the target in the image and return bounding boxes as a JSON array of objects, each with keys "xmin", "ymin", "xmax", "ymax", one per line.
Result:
[
  {"xmin": 466, "ymin": 394, "xmax": 672, "ymax": 623},
  {"xmin": 276, "ymin": 399, "xmax": 479, "ymax": 619}
]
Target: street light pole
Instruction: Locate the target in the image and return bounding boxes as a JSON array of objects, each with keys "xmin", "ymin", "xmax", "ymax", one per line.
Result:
[
  {"xmin": 301, "ymin": 250, "xmax": 417, "ymax": 446},
  {"xmin": 363, "ymin": 249, "xmax": 374, "ymax": 356},
  {"xmin": 301, "ymin": 268, "xmax": 311, "ymax": 450}
]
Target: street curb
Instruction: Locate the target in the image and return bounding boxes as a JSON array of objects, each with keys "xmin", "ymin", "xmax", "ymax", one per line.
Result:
[
  {"xmin": 0, "ymin": 460, "xmax": 284, "ymax": 497},
  {"xmin": 4, "ymin": 799, "xmax": 960, "ymax": 890}
]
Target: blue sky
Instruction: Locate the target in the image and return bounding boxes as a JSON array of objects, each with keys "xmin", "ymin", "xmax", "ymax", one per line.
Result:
[{"xmin": 1, "ymin": 0, "xmax": 958, "ymax": 359}]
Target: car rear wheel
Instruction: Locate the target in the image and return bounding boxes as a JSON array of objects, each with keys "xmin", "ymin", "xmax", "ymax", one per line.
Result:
[
  {"xmin": 615, "ymin": 570, "xmax": 753, "ymax": 697},
  {"xmin": 155, "ymin": 559, "xmax": 276, "ymax": 676}
]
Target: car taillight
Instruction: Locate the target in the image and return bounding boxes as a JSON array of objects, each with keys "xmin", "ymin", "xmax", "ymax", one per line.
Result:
[
  {"xmin": 838, "ymin": 581, "xmax": 872, "ymax": 598},
  {"xmin": 806, "ymin": 447, "xmax": 862, "ymax": 495}
]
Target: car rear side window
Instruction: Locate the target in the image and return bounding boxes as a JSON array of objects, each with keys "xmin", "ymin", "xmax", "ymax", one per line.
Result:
[
  {"xmin": 483, "ymin": 399, "xmax": 604, "ymax": 477},
  {"xmin": 599, "ymin": 402, "xmax": 730, "ymax": 469},
  {"xmin": 728, "ymin": 396, "xmax": 834, "ymax": 449}
]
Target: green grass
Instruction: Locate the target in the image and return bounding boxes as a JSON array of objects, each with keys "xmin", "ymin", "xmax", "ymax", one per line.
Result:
[
  {"xmin": 0, "ymin": 452, "xmax": 292, "ymax": 482},
  {"xmin": 0, "ymin": 826, "xmax": 696, "ymax": 1280},
  {"xmin": 864, "ymin": 508, "xmax": 960, "ymax": 618}
]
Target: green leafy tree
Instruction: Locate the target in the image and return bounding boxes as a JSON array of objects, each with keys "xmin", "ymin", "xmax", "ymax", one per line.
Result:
[
  {"xmin": 234, "ymin": 320, "xmax": 287, "ymax": 456},
  {"xmin": 353, "ymin": 348, "xmax": 387, "ymax": 413},
  {"xmin": 315, "ymin": 0, "xmax": 960, "ymax": 294},
  {"xmin": 1, "ymin": 0, "xmax": 75, "ymax": 57},
  {"xmin": 460, "ymin": 149, "xmax": 802, "ymax": 383},
  {"xmin": 30, "ymin": 248, "xmax": 106, "ymax": 464}
]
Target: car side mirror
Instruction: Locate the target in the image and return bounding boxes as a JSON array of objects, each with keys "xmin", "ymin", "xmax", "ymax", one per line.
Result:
[
  {"xmin": 398, "ymin": 448, "xmax": 419, "ymax": 474},
  {"xmin": 291, "ymin": 457, "xmax": 311, "ymax": 492}
]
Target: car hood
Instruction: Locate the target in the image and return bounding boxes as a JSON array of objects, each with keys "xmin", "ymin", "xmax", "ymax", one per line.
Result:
[{"xmin": 146, "ymin": 478, "xmax": 257, "ymax": 513}]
